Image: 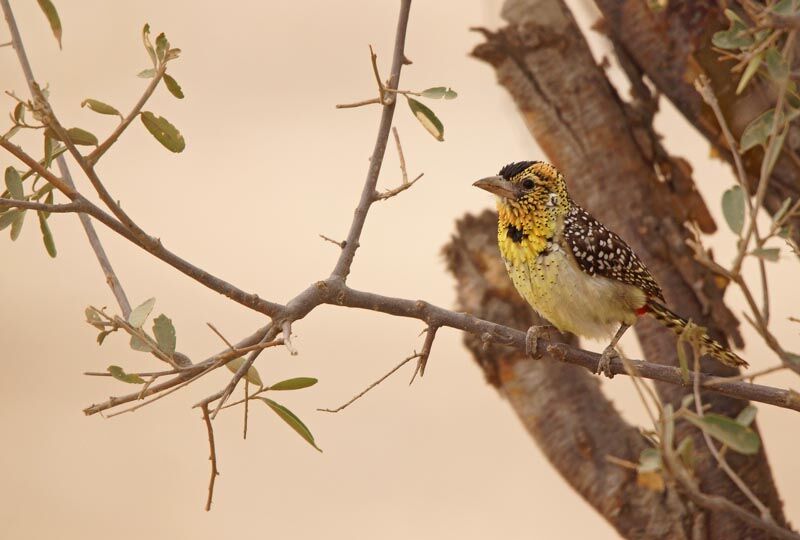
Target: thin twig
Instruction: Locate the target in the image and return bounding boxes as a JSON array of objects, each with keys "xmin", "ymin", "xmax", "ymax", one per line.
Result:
[
  {"xmin": 369, "ymin": 44, "xmax": 386, "ymax": 105},
  {"xmin": 409, "ymin": 325, "xmax": 437, "ymax": 384},
  {"xmin": 660, "ymin": 413, "xmax": 800, "ymax": 540},
  {"xmin": 335, "ymin": 97, "xmax": 382, "ymax": 109},
  {"xmin": 319, "ymin": 234, "xmax": 346, "ymax": 248},
  {"xmin": 704, "ymin": 364, "xmax": 788, "ymax": 387},
  {"xmin": 201, "ymin": 404, "xmax": 219, "ymax": 512},
  {"xmin": 375, "ymin": 173, "xmax": 423, "ymax": 201},
  {"xmin": 318, "ymin": 352, "xmax": 420, "ymax": 413},
  {"xmin": 243, "ymin": 381, "xmax": 249, "ymax": 440},
  {"xmin": 692, "ymin": 355, "xmax": 774, "ymax": 523},
  {"xmin": 0, "ymin": 198, "xmax": 81, "ymax": 212},
  {"xmin": 207, "ymin": 322, "xmax": 235, "ymax": 350},
  {"xmin": 87, "ymin": 64, "xmax": 168, "ymax": 165},
  {"xmin": 329, "ymin": 0, "xmax": 411, "ymax": 280}
]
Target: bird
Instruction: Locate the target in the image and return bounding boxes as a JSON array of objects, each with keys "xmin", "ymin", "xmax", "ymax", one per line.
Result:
[{"xmin": 473, "ymin": 160, "xmax": 747, "ymax": 377}]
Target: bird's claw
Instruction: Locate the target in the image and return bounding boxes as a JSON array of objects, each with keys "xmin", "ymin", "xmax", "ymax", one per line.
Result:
[
  {"xmin": 526, "ymin": 325, "xmax": 554, "ymax": 359},
  {"xmin": 596, "ymin": 346, "xmax": 619, "ymax": 378}
]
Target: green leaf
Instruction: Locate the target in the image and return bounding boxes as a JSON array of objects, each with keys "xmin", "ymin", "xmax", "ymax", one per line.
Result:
[
  {"xmin": 137, "ymin": 68, "xmax": 156, "ymax": 78},
  {"xmin": 142, "ymin": 23, "xmax": 156, "ymax": 66},
  {"xmin": 406, "ymin": 97, "xmax": 444, "ymax": 141},
  {"xmin": 47, "ymin": 126, "xmax": 98, "ymax": 146},
  {"xmin": 740, "ymin": 109, "xmax": 774, "ymax": 152},
  {"xmin": 225, "ymin": 357, "xmax": 262, "ymax": 386},
  {"xmin": 163, "ymin": 74, "xmax": 184, "ymax": 99},
  {"xmin": 97, "ymin": 329, "xmax": 114, "ymax": 346},
  {"xmin": 765, "ymin": 47, "xmax": 788, "ymax": 81},
  {"xmin": 711, "ymin": 11, "xmax": 753, "ymax": 50},
  {"xmin": 13, "ymin": 102, "xmax": 25, "ymax": 123},
  {"xmin": 140, "ymin": 111, "xmax": 186, "ymax": 152},
  {"xmin": 37, "ymin": 211, "xmax": 56, "ymax": 257},
  {"xmin": 786, "ymin": 352, "xmax": 800, "ymax": 365},
  {"xmin": 721, "ymin": 185, "xmax": 745, "ymax": 235},
  {"xmin": 420, "ymin": 86, "xmax": 457, "ymax": 99},
  {"xmin": 736, "ymin": 51, "xmax": 763, "ymax": 95},
  {"xmin": 5, "ymin": 167, "xmax": 24, "ymax": 199},
  {"xmin": 772, "ymin": 0, "xmax": 797, "ymax": 16},
  {"xmin": 637, "ymin": 447, "xmax": 662, "ymax": 473},
  {"xmin": 685, "ymin": 412, "xmax": 761, "ymax": 455},
  {"xmin": 0, "ymin": 209, "xmax": 22, "ymax": 231},
  {"xmin": 129, "ymin": 335, "xmax": 152, "ymax": 352},
  {"xmin": 128, "ymin": 297, "xmax": 155, "ymax": 328},
  {"xmin": 750, "ymin": 247, "xmax": 780, "ymax": 261},
  {"xmin": 155, "ymin": 33, "xmax": 169, "ymax": 62},
  {"xmin": 763, "ymin": 127, "xmax": 788, "ymax": 179},
  {"xmin": 10, "ymin": 209, "xmax": 25, "ymax": 241},
  {"xmin": 107, "ymin": 365, "xmax": 145, "ymax": 384},
  {"xmin": 736, "ymin": 405, "xmax": 758, "ymax": 427},
  {"xmin": 269, "ymin": 377, "xmax": 318, "ymax": 391},
  {"xmin": 36, "ymin": 0, "xmax": 62, "ymax": 49},
  {"xmin": 152, "ymin": 314, "xmax": 176, "ymax": 355},
  {"xmin": 259, "ymin": 398, "xmax": 322, "ymax": 452},
  {"xmin": 85, "ymin": 307, "xmax": 105, "ymax": 330},
  {"xmin": 81, "ymin": 98, "xmax": 122, "ymax": 117}
]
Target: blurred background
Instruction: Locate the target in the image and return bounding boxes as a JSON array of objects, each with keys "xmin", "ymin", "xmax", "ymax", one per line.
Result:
[{"xmin": 1, "ymin": 1, "xmax": 798, "ymax": 538}]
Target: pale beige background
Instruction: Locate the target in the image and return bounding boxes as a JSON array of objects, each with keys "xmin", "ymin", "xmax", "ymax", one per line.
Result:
[{"xmin": 1, "ymin": 2, "xmax": 798, "ymax": 539}]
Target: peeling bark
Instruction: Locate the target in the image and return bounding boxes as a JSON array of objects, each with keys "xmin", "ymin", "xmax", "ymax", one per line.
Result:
[
  {"xmin": 594, "ymin": 0, "xmax": 800, "ymax": 248},
  {"xmin": 465, "ymin": 0, "xmax": 788, "ymax": 537}
]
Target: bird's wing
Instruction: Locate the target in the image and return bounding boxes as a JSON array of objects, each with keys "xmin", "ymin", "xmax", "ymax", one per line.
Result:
[{"xmin": 562, "ymin": 205, "xmax": 664, "ymax": 301}]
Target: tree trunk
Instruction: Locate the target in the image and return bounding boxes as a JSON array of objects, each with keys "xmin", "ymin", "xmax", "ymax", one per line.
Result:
[{"xmin": 462, "ymin": 0, "xmax": 788, "ymax": 537}]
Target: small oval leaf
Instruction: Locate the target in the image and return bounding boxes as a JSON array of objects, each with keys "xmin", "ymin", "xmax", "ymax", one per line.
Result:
[
  {"xmin": 259, "ymin": 398, "xmax": 322, "ymax": 452},
  {"xmin": 81, "ymin": 98, "xmax": 121, "ymax": 117},
  {"xmin": 36, "ymin": 0, "xmax": 62, "ymax": 49},
  {"xmin": 736, "ymin": 405, "xmax": 758, "ymax": 427},
  {"xmin": 140, "ymin": 111, "xmax": 186, "ymax": 153},
  {"xmin": 128, "ymin": 297, "xmax": 156, "ymax": 328},
  {"xmin": 686, "ymin": 412, "xmax": 761, "ymax": 455},
  {"xmin": 152, "ymin": 313, "xmax": 176, "ymax": 355},
  {"xmin": 269, "ymin": 377, "xmax": 318, "ymax": 391},
  {"xmin": 740, "ymin": 109, "xmax": 774, "ymax": 152},
  {"xmin": 721, "ymin": 185, "xmax": 745, "ymax": 235},
  {"xmin": 129, "ymin": 335, "xmax": 153, "ymax": 352},
  {"xmin": 406, "ymin": 97, "xmax": 444, "ymax": 141},
  {"xmin": 225, "ymin": 357, "xmax": 263, "ymax": 386},
  {"xmin": 142, "ymin": 23, "xmax": 156, "ymax": 66},
  {"xmin": 10, "ymin": 209, "xmax": 25, "ymax": 241},
  {"xmin": 751, "ymin": 247, "xmax": 780, "ymax": 261},
  {"xmin": 37, "ymin": 211, "xmax": 56, "ymax": 257},
  {"xmin": 736, "ymin": 51, "xmax": 763, "ymax": 95},
  {"xmin": 5, "ymin": 167, "xmax": 24, "ymax": 199},
  {"xmin": 108, "ymin": 365, "xmax": 145, "ymax": 384},
  {"xmin": 137, "ymin": 68, "xmax": 156, "ymax": 78},
  {"xmin": 0, "ymin": 209, "xmax": 22, "ymax": 231},
  {"xmin": 163, "ymin": 74, "xmax": 184, "ymax": 99}
]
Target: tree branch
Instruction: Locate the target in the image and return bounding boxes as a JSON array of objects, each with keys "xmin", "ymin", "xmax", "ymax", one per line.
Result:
[
  {"xmin": 330, "ymin": 0, "xmax": 411, "ymax": 280},
  {"xmin": 0, "ymin": 0, "xmax": 132, "ymax": 316}
]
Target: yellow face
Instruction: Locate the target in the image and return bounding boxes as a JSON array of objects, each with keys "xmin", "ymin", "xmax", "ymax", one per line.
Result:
[{"xmin": 474, "ymin": 160, "xmax": 570, "ymax": 228}]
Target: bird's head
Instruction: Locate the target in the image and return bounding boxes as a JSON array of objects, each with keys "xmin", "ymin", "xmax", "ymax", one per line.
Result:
[{"xmin": 473, "ymin": 161, "xmax": 568, "ymax": 215}]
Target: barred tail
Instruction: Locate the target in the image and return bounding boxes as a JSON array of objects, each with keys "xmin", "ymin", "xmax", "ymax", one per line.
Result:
[{"xmin": 646, "ymin": 300, "xmax": 748, "ymax": 368}]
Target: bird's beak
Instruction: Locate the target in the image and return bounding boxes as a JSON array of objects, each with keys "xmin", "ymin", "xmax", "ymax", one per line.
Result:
[{"xmin": 473, "ymin": 175, "xmax": 516, "ymax": 199}]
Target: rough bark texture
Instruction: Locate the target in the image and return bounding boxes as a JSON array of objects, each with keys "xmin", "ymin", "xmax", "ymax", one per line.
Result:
[
  {"xmin": 444, "ymin": 211, "xmax": 691, "ymax": 540},
  {"xmin": 594, "ymin": 0, "xmax": 800, "ymax": 246},
  {"xmin": 464, "ymin": 0, "xmax": 788, "ymax": 537}
]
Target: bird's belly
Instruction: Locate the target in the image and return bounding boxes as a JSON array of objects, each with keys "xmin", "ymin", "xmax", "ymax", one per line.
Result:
[{"xmin": 505, "ymin": 247, "xmax": 643, "ymax": 340}]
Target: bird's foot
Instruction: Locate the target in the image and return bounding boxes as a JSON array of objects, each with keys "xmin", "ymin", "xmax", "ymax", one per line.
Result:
[
  {"xmin": 525, "ymin": 325, "xmax": 555, "ymax": 359},
  {"xmin": 596, "ymin": 346, "xmax": 619, "ymax": 379}
]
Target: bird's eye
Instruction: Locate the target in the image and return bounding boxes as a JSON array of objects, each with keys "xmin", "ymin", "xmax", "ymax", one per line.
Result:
[{"xmin": 522, "ymin": 179, "xmax": 534, "ymax": 189}]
